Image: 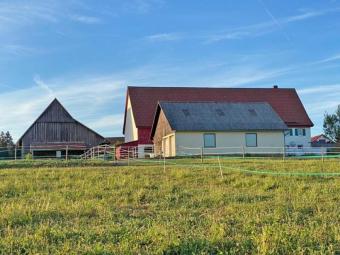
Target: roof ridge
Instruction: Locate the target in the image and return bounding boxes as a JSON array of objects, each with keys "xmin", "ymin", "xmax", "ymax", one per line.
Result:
[
  {"xmin": 159, "ymin": 101, "xmax": 270, "ymax": 104},
  {"xmin": 128, "ymin": 85, "xmax": 296, "ymax": 90}
]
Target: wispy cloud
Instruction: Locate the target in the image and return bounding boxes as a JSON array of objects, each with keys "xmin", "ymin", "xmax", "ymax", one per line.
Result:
[
  {"xmin": 88, "ymin": 114, "xmax": 124, "ymax": 130},
  {"xmin": 313, "ymin": 54, "xmax": 340, "ymax": 64},
  {"xmin": 205, "ymin": 8, "xmax": 340, "ymax": 43},
  {"xmin": 70, "ymin": 15, "xmax": 102, "ymax": 24},
  {"xmin": 145, "ymin": 33, "xmax": 181, "ymax": 42},
  {"xmin": 0, "ymin": 1, "xmax": 104, "ymax": 32},
  {"xmin": 0, "ymin": 74, "xmax": 126, "ymax": 140},
  {"xmin": 298, "ymin": 84, "xmax": 340, "ymax": 95},
  {"xmin": 123, "ymin": 0, "xmax": 165, "ymax": 14},
  {"xmin": 0, "ymin": 1, "xmax": 59, "ymax": 30},
  {"xmin": 0, "ymin": 44, "xmax": 40, "ymax": 56},
  {"xmin": 33, "ymin": 75, "xmax": 54, "ymax": 96},
  {"xmin": 257, "ymin": 0, "xmax": 291, "ymax": 42}
]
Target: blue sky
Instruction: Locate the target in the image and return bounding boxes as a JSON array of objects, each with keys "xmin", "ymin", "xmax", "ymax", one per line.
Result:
[{"xmin": 1, "ymin": 0, "xmax": 340, "ymax": 140}]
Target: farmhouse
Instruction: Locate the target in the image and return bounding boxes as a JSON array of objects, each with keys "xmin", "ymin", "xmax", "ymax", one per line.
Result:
[
  {"xmin": 17, "ymin": 99, "xmax": 104, "ymax": 158},
  {"xmin": 150, "ymin": 102, "xmax": 288, "ymax": 157},
  {"xmin": 120, "ymin": 86, "xmax": 313, "ymax": 157}
]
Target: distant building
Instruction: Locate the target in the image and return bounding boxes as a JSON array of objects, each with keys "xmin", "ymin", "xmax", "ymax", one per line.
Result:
[
  {"xmin": 103, "ymin": 137, "xmax": 124, "ymax": 146},
  {"xmin": 150, "ymin": 102, "xmax": 288, "ymax": 157},
  {"xmin": 17, "ymin": 99, "xmax": 104, "ymax": 158},
  {"xmin": 120, "ymin": 86, "xmax": 314, "ymax": 157},
  {"xmin": 311, "ymin": 134, "xmax": 334, "ymax": 147}
]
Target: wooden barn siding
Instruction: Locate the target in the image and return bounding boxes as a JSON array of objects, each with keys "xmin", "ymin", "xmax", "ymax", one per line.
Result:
[
  {"xmin": 22, "ymin": 122, "xmax": 103, "ymax": 149},
  {"xmin": 37, "ymin": 101, "xmax": 73, "ymax": 122},
  {"xmin": 153, "ymin": 110, "xmax": 173, "ymax": 155}
]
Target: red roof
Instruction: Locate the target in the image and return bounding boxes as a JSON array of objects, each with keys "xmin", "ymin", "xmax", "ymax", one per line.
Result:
[
  {"xmin": 311, "ymin": 135, "xmax": 323, "ymax": 143},
  {"xmin": 123, "ymin": 86, "xmax": 313, "ymax": 133},
  {"xmin": 311, "ymin": 134, "xmax": 332, "ymax": 143}
]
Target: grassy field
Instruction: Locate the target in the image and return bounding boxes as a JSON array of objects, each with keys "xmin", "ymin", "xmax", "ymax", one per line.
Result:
[{"xmin": 0, "ymin": 159, "xmax": 339, "ymax": 254}]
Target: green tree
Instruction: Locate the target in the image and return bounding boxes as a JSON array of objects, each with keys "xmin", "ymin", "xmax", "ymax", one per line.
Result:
[
  {"xmin": 0, "ymin": 131, "xmax": 15, "ymax": 159},
  {"xmin": 0, "ymin": 131, "xmax": 14, "ymax": 147},
  {"xmin": 323, "ymin": 105, "xmax": 340, "ymax": 142}
]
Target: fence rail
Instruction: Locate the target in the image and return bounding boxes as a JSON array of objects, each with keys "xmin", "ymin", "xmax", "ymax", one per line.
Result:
[{"xmin": 1, "ymin": 145, "xmax": 340, "ymax": 162}]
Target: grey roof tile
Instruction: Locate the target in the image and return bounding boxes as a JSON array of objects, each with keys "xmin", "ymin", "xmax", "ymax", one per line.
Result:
[{"xmin": 159, "ymin": 102, "xmax": 288, "ymax": 131}]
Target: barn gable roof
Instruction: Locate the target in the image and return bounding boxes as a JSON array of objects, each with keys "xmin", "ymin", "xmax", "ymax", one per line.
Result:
[
  {"xmin": 124, "ymin": 86, "xmax": 313, "ymax": 134},
  {"xmin": 150, "ymin": 102, "xmax": 288, "ymax": 138},
  {"xmin": 17, "ymin": 98, "xmax": 104, "ymax": 144}
]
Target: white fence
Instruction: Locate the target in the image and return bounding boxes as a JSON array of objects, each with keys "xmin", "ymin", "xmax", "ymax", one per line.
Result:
[
  {"xmin": 1, "ymin": 144, "xmax": 339, "ymax": 162},
  {"xmin": 175, "ymin": 146, "xmax": 337, "ymax": 158}
]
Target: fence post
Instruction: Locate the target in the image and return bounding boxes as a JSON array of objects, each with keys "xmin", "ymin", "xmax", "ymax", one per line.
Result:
[
  {"xmin": 163, "ymin": 153, "xmax": 166, "ymax": 173},
  {"xmin": 14, "ymin": 146, "xmax": 17, "ymax": 161},
  {"xmin": 242, "ymin": 146, "xmax": 245, "ymax": 159},
  {"xmin": 66, "ymin": 145, "xmax": 69, "ymax": 161},
  {"xmin": 128, "ymin": 147, "xmax": 130, "ymax": 166},
  {"xmin": 201, "ymin": 147, "xmax": 204, "ymax": 163},
  {"xmin": 282, "ymin": 146, "xmax": 285, "ymax": 162},
  {"xmin": 218, "ymin": 156, "xmax": 223, "ymax": 179},
  {"xmin": 113, "ymin": 146, "xmax": 116, "ymax": 164}
]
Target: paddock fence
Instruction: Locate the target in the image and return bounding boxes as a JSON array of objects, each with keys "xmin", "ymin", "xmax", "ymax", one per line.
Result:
[{"xmin": 1, "ymin": 144, "xmax": 340, "ymax": 163}]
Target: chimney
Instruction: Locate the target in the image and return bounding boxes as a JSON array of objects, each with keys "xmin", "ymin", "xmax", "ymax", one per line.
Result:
[{"xmin": 273, "ymin": 85, "xmax": 278, "ymax": 89}]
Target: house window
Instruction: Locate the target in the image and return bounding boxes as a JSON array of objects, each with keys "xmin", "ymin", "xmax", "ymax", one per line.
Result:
[
  {"xmin": 203, "ymin": 133, "xmax": 216, "ymax": 148},
  {"xmin": 245, "ymin": 133, "xmax": 257, "ymax": 147},
  {"xmin": 295, "ymin": 128, "xmax": 306, "ymax": 136},
  {"xmin": 289, "ymin": 129, "xmax": 293, "ymax": 136}
]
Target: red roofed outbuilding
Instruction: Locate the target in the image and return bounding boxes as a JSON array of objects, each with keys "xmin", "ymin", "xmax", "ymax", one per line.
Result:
[{"xmin": 118, "ymin": 85, "xmax": 313, "ymax": 158}]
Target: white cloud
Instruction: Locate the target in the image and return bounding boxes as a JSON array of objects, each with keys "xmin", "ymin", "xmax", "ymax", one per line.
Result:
[
  {"xmin": 123, "ymin": 0, "xmax": 165, "ymax": 14},
  {"xmin": 0, "ymin": 74, "xmax": 126, "ymax": 141},
  {"xmin": 298, "ymin": 84, "xmax": 340, "ymax": 95},
  {"xmin": 33, "ymin": 75, "xmax": 54, "ymax": 96},
  {"xmin": 145, "ymin": 33, "xmax": 181, "ymax": 42},
  {"xmin": 70, "ymin": 15, "xmax": 102, "ymax": 24},
  {"xmin": 0, "ymin": 44, "xmax": 41, "ymax": 56},
  {"xmin": 87, "ymin": 114, "xmax": 123, "ymax": 130},
  {"xmin": 313, "ymin": 54, "xmax": 340, "ymax": 64},
  {"xmin": 205, "ymin": 8, "xmax": 340, "ymax": 43}
]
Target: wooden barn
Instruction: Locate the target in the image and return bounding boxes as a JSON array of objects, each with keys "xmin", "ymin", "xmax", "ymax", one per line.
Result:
[{"xmin": 17, "ymin": 99, "xmax": 105, "ymax": 159}]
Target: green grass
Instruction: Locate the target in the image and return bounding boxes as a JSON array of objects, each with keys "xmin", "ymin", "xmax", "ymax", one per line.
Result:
[{"xmin": 0, "ymin": 159, "xmax": 339, "ymax": 254}]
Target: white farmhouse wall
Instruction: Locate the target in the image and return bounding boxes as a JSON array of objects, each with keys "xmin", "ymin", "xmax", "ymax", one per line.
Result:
[
  {"xmin": 284, "ymin": 127, "xmax": 311, "ymax": 148},
  {"xmin": 124, "ymin": 96, "xmax": 138, "ymax": 143},
  {"xmin": 174, "ymin": 131, "xmax": 285, "ymax": 156}
]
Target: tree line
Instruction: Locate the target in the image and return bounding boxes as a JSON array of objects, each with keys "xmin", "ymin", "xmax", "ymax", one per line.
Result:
[{"xmin": 0, "ymin": 131, "xmax": 14, "ymax": 148}]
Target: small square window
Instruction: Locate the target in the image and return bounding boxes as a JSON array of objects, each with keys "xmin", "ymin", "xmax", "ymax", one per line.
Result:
[
  {"xmin": 245, "ymin": 133, "xmax": 257, "ymax": 147},
  {"xmin": 203, "ymin": 133, "xmax": 216, "ymax": 148}
]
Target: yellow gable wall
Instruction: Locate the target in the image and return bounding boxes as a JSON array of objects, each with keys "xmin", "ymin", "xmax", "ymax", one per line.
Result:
[
  {"xmin": 124, "ymin": 96, "xmax": 139, "ymax": 143},
  {"xmin": 174, "ymin": 131, "xmax": 285, "ymax": 156}
]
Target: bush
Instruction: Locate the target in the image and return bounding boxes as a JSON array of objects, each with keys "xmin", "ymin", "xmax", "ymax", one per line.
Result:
[{"xmin": 25, "ymin": 153, "xmax": 33, "ymax": 160}]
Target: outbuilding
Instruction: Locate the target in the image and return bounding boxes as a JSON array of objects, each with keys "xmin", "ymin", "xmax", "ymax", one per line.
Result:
[
  {"xmin": 17, "ymin": 99, "xmax": 104, "ymax": 159},
  {"xmin": 150, "ymin": 101, "xmax": 288, "ymax": 157}
]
